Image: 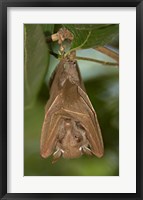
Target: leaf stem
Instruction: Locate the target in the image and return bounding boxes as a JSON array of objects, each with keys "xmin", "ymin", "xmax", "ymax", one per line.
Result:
[
  {"xmin": 76, "ymin": 56, "xmax": 118, "ymax": 66},
  {"xmin": 48, "ymin": 51, "xmax": 119, "ymax": 67}
]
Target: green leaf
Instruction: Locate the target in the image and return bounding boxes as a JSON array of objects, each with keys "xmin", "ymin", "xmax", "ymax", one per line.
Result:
[
  {"xmin": 40, "ymin": 24, "xmax": 55, "ymax": 34},
  {"xmin": 24, "ymin": 24, "xmax": 49, "ymax": 108},
  {"xmin": 63, "ymin": 24, "xmax": 119, "ymax": 51}
]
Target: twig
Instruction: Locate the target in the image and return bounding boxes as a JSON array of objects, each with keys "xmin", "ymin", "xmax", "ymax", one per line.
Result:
[
  {"xmin": 95, "ymin": 46, "xmax": 119, "ymax": 64},
  {"xmin": 76, "ymin": 56, "xmax": 118, "ymax": 66},
  {"xmin": 48, "ymin": 51, "xmax": 119, "ymax": 67}
]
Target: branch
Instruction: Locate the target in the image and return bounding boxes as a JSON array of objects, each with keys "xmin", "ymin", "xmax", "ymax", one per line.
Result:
[
  {"xmin": 95, "ymin": 46, "xmax": 119, "ymax": 64},
  {"xmin": 76, "ymin": 56, "xmax": 118, "ymax": 66}
]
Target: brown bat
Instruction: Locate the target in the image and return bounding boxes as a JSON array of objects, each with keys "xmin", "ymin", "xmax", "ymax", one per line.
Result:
[{"xmin": 40, "ymin": 54, "xmax": 104, "ymax": 163}]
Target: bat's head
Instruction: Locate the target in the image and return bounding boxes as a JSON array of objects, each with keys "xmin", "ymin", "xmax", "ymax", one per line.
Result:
[{"xmin": 52, "ymin": 118, "xmax": 92, "ymax": 163}]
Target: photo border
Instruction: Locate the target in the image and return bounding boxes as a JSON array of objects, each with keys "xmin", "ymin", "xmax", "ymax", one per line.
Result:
[{"xmin": 0, "ymin": 0, "xmax": 143, "ymax": 199}]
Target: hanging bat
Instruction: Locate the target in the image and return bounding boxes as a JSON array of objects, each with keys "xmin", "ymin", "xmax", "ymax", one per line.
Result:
[{"xmin": 40, "ymin": 54, "xmax": 104, "ymax": 163}]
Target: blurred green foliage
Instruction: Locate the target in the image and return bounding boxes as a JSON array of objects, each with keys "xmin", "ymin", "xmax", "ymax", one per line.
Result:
[{"xmin": 24, "ymin": 24, "xmax": 119, "ymax": 176}]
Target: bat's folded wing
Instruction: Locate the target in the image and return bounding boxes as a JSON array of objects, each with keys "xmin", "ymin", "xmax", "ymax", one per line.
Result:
[
  {"xmin": 40, "ymin": 94, "xmax": 63, "ymax": 158},
  {"xmin": 61, "ymin": 84, "xmax": 104, "ymax": 158}
]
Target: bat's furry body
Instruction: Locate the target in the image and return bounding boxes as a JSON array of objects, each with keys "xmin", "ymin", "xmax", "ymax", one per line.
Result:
[{"xmin": 40, "ymin": 56, "xmax": 104, "ymax": 163}]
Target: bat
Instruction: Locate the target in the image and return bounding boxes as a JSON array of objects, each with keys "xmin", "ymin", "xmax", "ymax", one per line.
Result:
[{"xmin": 40, "ymin": 54, "xmax": 104, "ymax": 163}]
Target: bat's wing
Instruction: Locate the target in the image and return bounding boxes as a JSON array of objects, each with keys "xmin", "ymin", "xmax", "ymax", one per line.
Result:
[
  {"xmin": 77, "ymin": 86, "xmax": 104, "ymax": 154},
  {"xmin": 61, "ymin": 80, "xmax": 104, "ymax": 157},
  {"xmin": 41, "ymin": 78, "xmax": 104, "ymax": 159},
  {"xmin": 40, "ymin": 94, "xmax": 63, "ymax": 158}
]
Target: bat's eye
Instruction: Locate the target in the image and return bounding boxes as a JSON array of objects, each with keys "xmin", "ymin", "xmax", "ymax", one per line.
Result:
[
  {"xmin": 74, "ymin": 135, "xmax": 81, "ymax": 142},
  {"xmin": 65, "ymin": 118, "xmax": 70, "ymax": 121}
]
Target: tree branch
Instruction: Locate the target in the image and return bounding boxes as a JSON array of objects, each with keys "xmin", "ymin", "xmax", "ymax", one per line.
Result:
[
  {"xmin": 76, "ymin": 56, "xmax": 118, "ymax": 66},
  {"xmin": 95, "ymin": 46, "xmax": 119, "ymax": 64}
]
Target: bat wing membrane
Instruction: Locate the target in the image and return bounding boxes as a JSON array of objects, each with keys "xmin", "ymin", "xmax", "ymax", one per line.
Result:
[
  {"xmin": 77, "ymin": 86, "xmax": 104, "ymax": 154},
  {"xmin": 61, "ymin": 82, "xmax": 104, "ymax": 157},
  {"xmin": 40, "ymin": 94, "xmax": 63, "ymax": 158}
]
